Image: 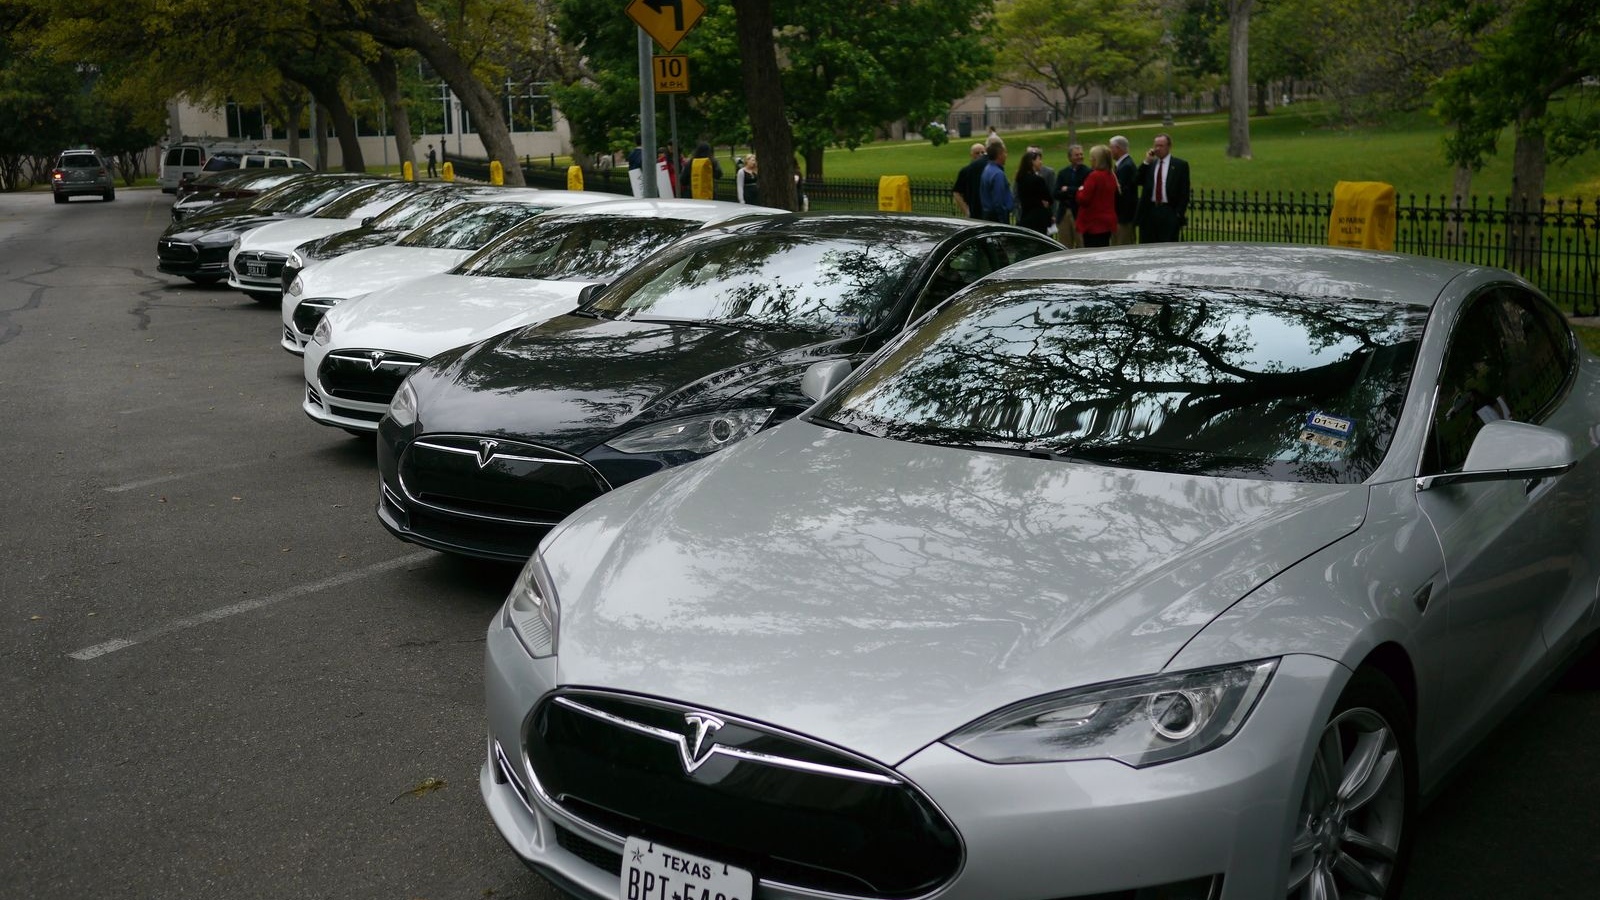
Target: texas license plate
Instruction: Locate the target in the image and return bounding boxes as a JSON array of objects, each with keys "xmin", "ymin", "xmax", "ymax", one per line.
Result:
[
  {"xmin": 621, "ymin": 836, "xmax": 752, "ymax": 900},
  {"xmin": 247, "ymin": 263, "xmax": 267, "ymax": 277}
]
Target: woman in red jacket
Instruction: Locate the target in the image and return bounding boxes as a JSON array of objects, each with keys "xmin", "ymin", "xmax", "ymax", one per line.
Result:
[{"xmin": 1075, "ymin": 144, "xmax": 1119, "ymax": 247}]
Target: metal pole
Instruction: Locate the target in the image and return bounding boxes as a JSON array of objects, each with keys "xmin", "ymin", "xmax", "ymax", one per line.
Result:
[
  {"xmin": 669, "ymin": 94, "xmax": 680, "ymax": 198},
  {"xmin": 637, "ymin": 27, "xmax": 658, "ymax": 199}
]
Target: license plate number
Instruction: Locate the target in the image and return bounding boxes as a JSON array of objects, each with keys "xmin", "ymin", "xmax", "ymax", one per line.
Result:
[
  {"xmin": 247, "ymin": 263, "xmax": 267, "ymax": 277},
  {"xmin": 621, "ymin": 837, "xmax": 752, "ymax": 900}
]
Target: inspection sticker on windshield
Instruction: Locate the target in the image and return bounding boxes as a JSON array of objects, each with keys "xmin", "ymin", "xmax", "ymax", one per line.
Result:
[
  {"xmin": 832, "ymin": 313, "xmax": 864, "ymax": 330},
  {"xmin": 1126, "ymin": 301, "xmax": 1162, "ymax": 317},
  {"xmin": 622, "ymin": 836, "xmax": 752, "ymax": 900},
  {"xmin": 1300, "ymin": 411, "xmax": 1354, "ymax": 452}
]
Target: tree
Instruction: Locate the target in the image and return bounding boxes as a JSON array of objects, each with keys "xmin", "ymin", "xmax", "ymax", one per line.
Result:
[
  {"xmin": 990, "ymin": 0, "xmax": 1163, "ymax": 147},
  {"xmin": 732, "ymin": 0, "xmax": 797, "ymax": 209},
  {"xmin": 1225, "ymin": 0, "xmax": 1251, "ymax": 158}
]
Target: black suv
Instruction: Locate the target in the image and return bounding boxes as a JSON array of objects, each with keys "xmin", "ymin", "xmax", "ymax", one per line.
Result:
[{"xmin": 51, "ymin": 150, "xmax": 115, "ymax": 203}]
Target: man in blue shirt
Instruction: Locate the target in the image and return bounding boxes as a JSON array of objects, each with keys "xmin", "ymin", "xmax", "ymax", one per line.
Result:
[{"xmin": 978, "ymin": 141, "xmax": 1013, "ymax": 224}]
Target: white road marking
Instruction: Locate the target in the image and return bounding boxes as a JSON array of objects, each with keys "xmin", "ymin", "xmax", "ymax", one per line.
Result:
[
  {"xmin": 104, "ymin": 461, "xmax": 257, "ymax": 493},
  {"xmin": 67, "ymin": 551, "xmax": 434, "ymax": 660}
]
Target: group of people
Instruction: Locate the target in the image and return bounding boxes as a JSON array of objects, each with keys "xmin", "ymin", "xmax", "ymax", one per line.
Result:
[
  {"xmin": 951, "ymin": 132, "xmax": 1190, "ymax": 246},
  {"xmin": 622, "ymin": 141, "xmax": 804, "ymax": 208}
]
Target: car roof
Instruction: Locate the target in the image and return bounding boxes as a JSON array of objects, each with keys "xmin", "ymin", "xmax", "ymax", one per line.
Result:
[
  {"xmin": 721, "ymin": 211, "xmax": 1038, "ymax": 243},
  {"xmin": 991, "ymin": 243, "xmax": 1491, "ymax": 308},
  {"xmin": 535, "ymin": 197, "xmax": 782, "ymax": 225}
]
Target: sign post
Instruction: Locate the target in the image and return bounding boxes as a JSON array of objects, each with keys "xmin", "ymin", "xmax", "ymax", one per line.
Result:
[{"xmin": 627, "ymin": 1, "xmax": 705, "ymax": 200}]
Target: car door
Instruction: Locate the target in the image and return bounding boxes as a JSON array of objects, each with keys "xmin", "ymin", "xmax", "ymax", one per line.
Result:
[{"xmin": 1415, "ymin": 285, "xmax": 1586, "ymax": 767}]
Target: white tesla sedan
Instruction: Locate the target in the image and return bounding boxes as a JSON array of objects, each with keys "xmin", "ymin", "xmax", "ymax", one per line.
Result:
[
  {"xmin": 302, "ymin": 199, "xmax": 782, "ymax": 435},
  {"xmin": 279, "ymin": 190, "xmax": 606, "ymax": 355}
]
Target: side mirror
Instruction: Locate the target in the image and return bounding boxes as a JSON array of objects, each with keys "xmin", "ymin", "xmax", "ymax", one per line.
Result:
[
  {"xmin": 1417, "ymin": 420, "xmax": 1577, "ymax": 491},
  {"xmin": 801, "ymin": 359, "xmax": 853, "ymax": 402},
  {"xmin": 577, "ymin": 282, "xmax": 608, "ymax": 306},
  {"xmin": 361, "ymin": 216, "xmax": 375, "ymax": 227}
]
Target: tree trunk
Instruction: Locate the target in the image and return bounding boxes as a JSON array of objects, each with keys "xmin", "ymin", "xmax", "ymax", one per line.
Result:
[
  {"xmin": 343, "ymin": 0, "xmax": 525, "ymax": 185},
  {"xmin": 733, "ymin": 0, "xmax": 797, "ymax": 211},
  {"xmin": 1445, "ymin": 165, "xmax": 1473, "ymax": 246},
  {"xmin": 1508, "ymin": 112, "xmax": 1546, "ymax": 270},
  {"xmin": 366, "ymin": 50, "xmax": 416, "ymax": 176},
  {"xmin": 1227, "ymin": 1, "xmax": 1253, "ymax": 159},
  {"xmin": 804, "ymin": 146, "xmax": 824, "ymax": 182},
  {"xmin": 304, "ymin": 79, "xmax": 367, "ymax": 172},
  {"xmin": 1254, "ymin": 79, "xmax": 1269, "ymax": 117},
  {"xmin": 280, "ymin": 91, "xmax": 304, "ymax": 159}
]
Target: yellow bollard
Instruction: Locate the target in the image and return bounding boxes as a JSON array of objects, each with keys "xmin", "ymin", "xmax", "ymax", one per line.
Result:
[
  {"xmin": 490, "ymin": 160, "xmax": 504, "ymax": 186},
  {"xmin": 877, "ymin": 175, "xmax": 911, "ymax": 212},
  {"xmin": 690, "ymin": 158, "xmax": 714, "ymax": 199},
  {"xmin": 402, "ymin": 161, "xmax": 414, "ymax": 182},
  {"xmin": 442, "ymin": 161, "xmax": 455, "ymax": 182},
  {"xmin": 567, "ymin": 166, "xmax": 585, "ymax": 191}
]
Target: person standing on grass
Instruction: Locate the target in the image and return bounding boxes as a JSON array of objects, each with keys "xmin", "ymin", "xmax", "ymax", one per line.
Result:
[
  {"xmin": 978, "ymin": 141, "xmax": 1013, "ymax": 224},
  {"xmin": 1014, "ymin": 149, "xmax": 1053, "ymax": 235},
  {"xmin": 1054, "ymin": 144, "xmax": 1089, "ymax": 248},
  {"xmin": 1109, "ymin": 136, "xmax": 1138, "ymax": 245},
  {"xmin": 1137, "ymin": 133, "xmax": 1191, "ymax": 243},
  {"xmin": 1074, "ymin": 145, "xmax": 1119, "ymax": 247},
  {"xmin": 951, "ymin": 142, "xmax": 987, "ymax": 218},
  {"xmin": 736, "ymin": 153, "xmax": 760, "ymax": 205}
]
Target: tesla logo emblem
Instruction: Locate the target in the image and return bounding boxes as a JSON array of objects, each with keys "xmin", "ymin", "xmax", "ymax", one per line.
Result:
[
  {"xmin": 367, "ymin": 351, "xmax": 387, "ymax": 371},
  {"xmin": 680, "ymin": 713, "xmax": 724, "ymax": 773},
  {"xmin": 476, "ymin": 439, "xmax": 499, "ymax": 468}
]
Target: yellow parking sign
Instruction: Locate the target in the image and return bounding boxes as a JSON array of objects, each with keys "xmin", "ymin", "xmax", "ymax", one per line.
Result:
[{"xmin": 653, "ymin": 56, "xmax": 690, "ymax": 94}]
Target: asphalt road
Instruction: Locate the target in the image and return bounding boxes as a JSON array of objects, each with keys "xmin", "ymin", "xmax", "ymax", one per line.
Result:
[{"xmin": 1, "ymin": 188, "xmax": 1597, "ymax": 900}]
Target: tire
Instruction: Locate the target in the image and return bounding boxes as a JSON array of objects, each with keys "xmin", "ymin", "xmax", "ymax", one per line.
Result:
[
  {"xmin": 184, "ymin": 276, "xmax": 224, "ymax": 285},
  {"xmin": 247, "ymin": 292, "xmax": 280, "ymax": 306},
  {"xmin": 1287, "ymin": 668, "xmax": 1415, "ymax": 899},
  {"xmin": 53, "ymin": 192, "xmax": 66, "ymax": 204},
  {"xmin": 103, "ymin": 188, "xmax": 115, "ymax": 201}
]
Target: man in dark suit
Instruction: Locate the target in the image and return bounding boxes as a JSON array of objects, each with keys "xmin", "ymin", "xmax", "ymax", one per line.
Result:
[
  {"xmin": 1136, "ymin": 133, "xmax": 1191, "ymax": 243},
  {"xmin": 950, "ymin": 142, "xmax": 988, "ymax": 218},
  {"xmin": 1109, "ymin": 135, "xmax": 1139, "ymax": 245}
]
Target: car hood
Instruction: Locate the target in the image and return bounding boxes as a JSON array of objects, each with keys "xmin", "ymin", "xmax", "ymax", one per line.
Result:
[
  {"xmin": 320, "ymin": 272, "xmax": 592, "ymax": 362},
  {"xmin": 306, "ymin": 226, "xmax": 406, "ymax": 259},
  {"xmin": 419, "ymin": 316, "xmax": 836, "ymax": 451},
  {"xmin": 163, "ymin": 212, "xmax": 286, "ymax": 242},
  {"xmin": 237, "ymin": 217, "xmax": 358, "ymax": 254},
  {"xmin": 546, "ymin": 421, "xmax": 1368, "ymax": 764},
  {"xmin": 296, "ymin": 247, "xmax": 472, "ymax": 301}
]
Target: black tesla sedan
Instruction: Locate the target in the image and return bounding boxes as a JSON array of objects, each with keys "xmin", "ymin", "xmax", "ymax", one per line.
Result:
[{"xmin": 376, "ymin": 213, "xmax": 1061, "ymax": 561}]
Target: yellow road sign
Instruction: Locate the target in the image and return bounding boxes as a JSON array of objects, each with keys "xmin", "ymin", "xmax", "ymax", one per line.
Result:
[
  {"xmin": 626, "ymin": 0, "xmax": 706, "ymax": 52},
  {"xmin": 653, "ymin": 55, "xmax": 690, "ymax": 94}
]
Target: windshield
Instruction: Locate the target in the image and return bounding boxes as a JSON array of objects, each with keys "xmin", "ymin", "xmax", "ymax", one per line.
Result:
[
  {"xmin": 456, "ymin": 216, "xmax": 701, "ymax": 280},
  {"xmin": 313, "ymin": 181, "xmax": 415, "ymax": 220},
  {"xmin": 399, "ymin": 201, "xmax": 552, "ymax": 251},
  {"xmin": 588, "ymin": 233, "xmax": 924, "ymax": 331},
  {"xmin": 367, "ymin": 188, "xmax": 465, "ymax": 230},
  {"xmin": 812, "ymin": 282, "xmax": 1428, "ymax": 483},
  {"xmin": 250, "ymin": 178, "xmax": 370, "ymax": 215}
]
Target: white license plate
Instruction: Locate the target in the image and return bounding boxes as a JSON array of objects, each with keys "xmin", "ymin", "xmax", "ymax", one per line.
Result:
[
  {"xmin": 247, "ymin": 263, "xmax": 267, "ymax": 277},
  {"xmin": 621, "ymin": 836, "xmax": 752, "ymax": 900}
]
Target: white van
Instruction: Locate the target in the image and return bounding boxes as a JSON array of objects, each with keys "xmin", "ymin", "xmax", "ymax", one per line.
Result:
[{"xmin": 159, "ymin": 143, "xmax": 207, "ymax": 193}]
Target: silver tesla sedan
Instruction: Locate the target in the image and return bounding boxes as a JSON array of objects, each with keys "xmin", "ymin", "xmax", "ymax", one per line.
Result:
[{"xmin": 480, "ymin": 244, "xmax": 1600, "ymax": 900}]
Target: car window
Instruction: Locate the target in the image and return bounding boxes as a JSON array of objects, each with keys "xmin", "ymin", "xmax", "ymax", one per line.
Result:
[
  {"xmin": 398, "ymin": 202, "xmax": 550, "ymax": 250},
  {"xmin": 457, "ymin": 217, "xmax": 701, "ymax": 281},
  {"xmin": 1424, "ymin": 286, "xmax": 1575, "ymax": 474},
  {"xmin": 59, "ymin": 155, "xmax": 102, "ymax": 169},
  {"xmin": 813, "ymin": 282, "xmax": 1429, "ymax": 483},
  {"xmin": 908, "ymin": 241, "xmax": 991, "ymax": 325},
  {"xmin": 990, "ymin": 233, "xmax": 1059, "ymax": 268},
  {"xmin": 313, "ymin": 181, "xmax": 415, "ymax": 220}
]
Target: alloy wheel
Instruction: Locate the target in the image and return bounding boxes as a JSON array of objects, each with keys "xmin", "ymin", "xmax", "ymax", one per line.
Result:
[{"xmin": 1287, "ymin": 707, "xmax": 1406, "ymax": 899}]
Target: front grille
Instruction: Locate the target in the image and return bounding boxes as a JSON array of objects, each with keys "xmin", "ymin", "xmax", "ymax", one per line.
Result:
[
  {"xmin": 527, "ymin": 691, "xmax": 962, "ymax": 899},
  {"xmin": 233, "ymin": 250, "xmax": 288, "ymax": 280},
  {"xmin": 405, "ymin": 505, "xmax": 547, "ymax": 558},
  {"xmin": 158, "ymin": 239, "xmax": 198, "ymax": 263},
  {"xmin": 328, "ymin": 403, "xmax": 384, "ymax": 423},
  {"xmin": 399, "ymin": 435, "xmax": 607, "ymax": 525},
  {"xmin": 292, "ymin": 300, "xmax": 334, "ymax": 337},
  {"xmin": 318, "ymin": 349, "xmax": 425, "ymax": 403},
  {"xmin": 555, "ymin": 825, "xmax": 623, "ymax": 876}
]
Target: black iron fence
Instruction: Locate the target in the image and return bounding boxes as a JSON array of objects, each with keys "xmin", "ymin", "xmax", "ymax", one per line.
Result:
[{"xmin": 448, "ymin": 155, "xmax": 1600, "ymax": 314}]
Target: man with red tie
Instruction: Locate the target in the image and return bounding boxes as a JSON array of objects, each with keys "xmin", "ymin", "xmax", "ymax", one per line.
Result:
[{"xmin": 1137, "ymin": 133, "xmax": 1190, "ymax": 243}]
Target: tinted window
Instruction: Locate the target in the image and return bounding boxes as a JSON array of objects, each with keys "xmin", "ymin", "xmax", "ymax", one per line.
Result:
[
  {"xmin": 1425, "ymin": 286, "xmax": 1574, "ymax": 473},
  {"xmin": 250, "ymin": 179, "xmax": 369, "ymax": 215},
  {"xmin": 814, "ymin": 282, "xmax": 1428, "ymax": 483},
  {"xmin": 590, "ymin": 233, "xmax": 925, "ymax": 333},
  {"xmin": 59, "ymin": 155, "xmax": 102, "ymax": 169},
  {"xmin": 458, "ymin": 217, "xmax": 700, "ymax": 281},
  {"xmin": 991, "ymin": 234, "xmax": 1058, "ymax": 267},
  {"xmin": 909, "ymin": 241, "xmax": 991, "ymax": 323},
  {"xmin": 399, "ymin": 202, "xmax": 550, "ymax": 250},
  {"xmin": 369, "ymin": 189, "xmax": 465, "ymax": 230},
  {"xmin": 313, "ymin": 181, "xmax": 413, "ymax": 219}
]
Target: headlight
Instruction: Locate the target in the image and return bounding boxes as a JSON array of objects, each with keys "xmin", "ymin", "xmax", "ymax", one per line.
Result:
[
  {"xmin": 311, "ymin": 316, "xmax": 332, "ymax": 346},
  {"xmin": 605, "ymin": 407, "xmax": 775, "ymax": 455},
  {"xmin": 196, "ymin": 229, "xmax": 239, "ymax": 247},
  {"xmin": 286, "ymin": 274, "xmax": 304, "ymax": 297},
  {"xmin": 504, "ymin": 555, "xmax": 559, "ymax": 657},
  {"xmin": 943, "ymin": 659, "xmax": 1277, "ymax": 767},
  {"xmin": 287, "ymin": 251, "xmax": 305, "ymax": 270},
  {"xmin": 387, "ymin": 379, "xmax": 418, "ymax": 427}
]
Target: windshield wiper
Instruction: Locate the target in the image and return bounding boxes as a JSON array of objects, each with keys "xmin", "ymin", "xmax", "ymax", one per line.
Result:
[{"xmin": 808, "ymin": 415, "xmax": 869, "ymax": 435}]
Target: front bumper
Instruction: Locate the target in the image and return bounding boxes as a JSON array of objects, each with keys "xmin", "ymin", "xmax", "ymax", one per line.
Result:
[
  {"xmin": 228, "ymin": 248, "xmax": 288, "ymax": 295},
  {"xmin": 482, "ymin": 623, "xmax": 1346, "ymax": 900},
  {"xmin": 156, "ymin": 240, "xmax": 230, "ymax": 278}
]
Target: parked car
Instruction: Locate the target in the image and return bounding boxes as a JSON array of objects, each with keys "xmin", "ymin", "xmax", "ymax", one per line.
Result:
[
  {"xmin": 50, "ymin": 149, "xmax": 115, "ymax": 203},
  {"xmin": 479, "ymin": 243, "xmax": 1600, "ymax": 900},
  {"xmin": 155, "ymin": 173, "xmax": 384, "ymax": 287},
  {"xmin": 171, "ymin": 169, "xmax": 310, "ymax": 222},
  {"xmin": 376, "ymin": 212, "xmax": 1060, "ymax": 560},
  {"xmin": 225, "ymin": 178, "xmax": 421, "ymax": 302},
  {"xmin": 303, "ymin": 199, "xmax": 783, "ymax": 435},
  {"xmin": 280, "ymin": 190, "xmax": 610, "ymax": 355},
  {"xmin": 158, "ymin": 142, "xmax": 208, "ymax": 192},
  {"xmin": 239, "ymin": 154, "xmax": 311, "ymax": 170}
]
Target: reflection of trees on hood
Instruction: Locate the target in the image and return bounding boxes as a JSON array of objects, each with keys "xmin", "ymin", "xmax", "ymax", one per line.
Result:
[{"xmin": 833, "ymin": 284, "xmax": 1423, "ymax": 483}]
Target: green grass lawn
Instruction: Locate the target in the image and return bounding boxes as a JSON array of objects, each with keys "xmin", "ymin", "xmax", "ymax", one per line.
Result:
[{"xmin": 817, "ymin": 102, "xmax": 1600, "ymax": 202}]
